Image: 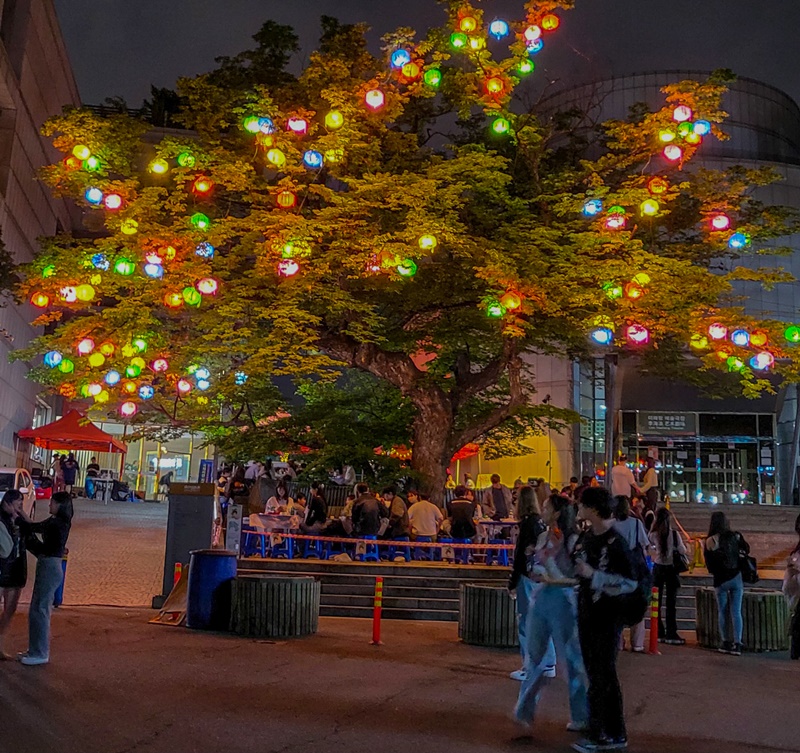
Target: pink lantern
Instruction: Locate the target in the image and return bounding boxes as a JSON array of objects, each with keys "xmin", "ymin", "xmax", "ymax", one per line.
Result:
[
  {"xmin": 708, "ymin": 323, "xmax": 728, "ymax": 340},
  {"xmin": 120, "ymin": 401, "xmax": 138, "ymax": 417},
  {"xmin": 196, "ymin": 277, "xmax": 219, "ymax": 295},
  {"xmin": 663, "ymin": 145, "xmax": 683, "ymax": 162},
  {"xmin": 150, "ymin": 358, "xmax": 169, "ymax": 373},
  {"xmin": 626, "ymin": 324, "xmax": 650, "ymax": 345},
  {"xmin": 287, "ymin": 117, "xmax": 308, "ymax": 135},
  {"xmin": 710, "ymin": 214, "xmax": 730, "ymax": 231},
  {"xmin": 278, "ymin": 259, "xmax": 300, "ymax": 277},
  {"xmin": 365, "ymin": 89, "xmax": 385, "ymax": 110},
  {"xmin": 673, "ymin": 105, "xmax": 693, "ymax": 122},
  {"xmin": 77, "ymin": 337, "xmax": 95, "ymax": 355},
  {"xmin": 177, "ymin": 379, "xmax": 192, "ymax": 394}
]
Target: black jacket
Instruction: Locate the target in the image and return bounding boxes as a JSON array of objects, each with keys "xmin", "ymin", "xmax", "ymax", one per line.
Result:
[
  {"xmin": 21, "ymin": 514, "xmax": 71, "ymax": 558},
  {"xmin": 306, "ymin": 495, "xmax": 328, "ymax": 527},
  {"xmin": 449, "ymin": 499, "xmax": 477, "ymax": 539},
  {"xmin": 509, "ymin": 514, "xmax": 546, "ymax": 590},
  {"xmin": 351, "ymin": 494, "xmax": 388, "ymax": 536}
]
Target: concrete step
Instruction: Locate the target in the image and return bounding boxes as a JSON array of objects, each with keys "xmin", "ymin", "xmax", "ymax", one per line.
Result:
[{"xmin": 320, "ymin": 605, "xmax": 458, "ymax": 621}]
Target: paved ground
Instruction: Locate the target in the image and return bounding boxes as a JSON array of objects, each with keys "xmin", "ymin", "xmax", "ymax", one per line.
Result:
[
  {"xmin": 0, "ymin": 609, "xmax": 797, "ymax": 753},
  {"xmin": 23, "ymin": 498, "xmax": 167, "ymax": 607}
]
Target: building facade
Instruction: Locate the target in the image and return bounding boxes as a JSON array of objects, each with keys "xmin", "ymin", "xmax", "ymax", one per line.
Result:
[
  {"xmin": 0, "ymin": 0, "xmax": 80, "ymax": 467},
  {"xmin": 462, "ymin": 72, "xmax": 800, "ymax": 503}
]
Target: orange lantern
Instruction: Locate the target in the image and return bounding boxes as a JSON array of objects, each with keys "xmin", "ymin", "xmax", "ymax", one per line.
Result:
[{"xmin": 277, "ymin": 190, "xmax": 297, "ymax": 209}]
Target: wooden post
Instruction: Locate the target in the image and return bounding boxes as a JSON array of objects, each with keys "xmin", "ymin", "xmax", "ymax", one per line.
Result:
[{"xmin": 371, "ymin": 576, "xmax": 384, "ymax": 645}]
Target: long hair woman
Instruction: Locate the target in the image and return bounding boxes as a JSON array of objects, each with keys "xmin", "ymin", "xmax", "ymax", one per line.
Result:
[
  {"xmin": 649, "ymin": 507, "xmax": 687, "ymax": 645},
  {"xmin": 514, "ymin": 493, "xmax": 588, "ymax": 733},
  {"xmin": 0, "ymin": 490, "xmax": 27, "ymax": 658},
  {"xmin": 508, "ymin": 486, "xmax": 555, "ymax": 683},
  {"xmin": 17, "ymin": 491, "xmax": 73, "ymax": 665},
  {"xmin": 704, "ymin": 510, "xmax": 748, "ymax": 655},
  {"xmin": 613, "ymin": 495, "xmax": 650, "ymax": 652}
]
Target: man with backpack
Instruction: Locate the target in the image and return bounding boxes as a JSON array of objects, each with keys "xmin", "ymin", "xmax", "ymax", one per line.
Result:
[{"xmin": 572, "ymin": 487, "xmax": 646, "ymax": 753}]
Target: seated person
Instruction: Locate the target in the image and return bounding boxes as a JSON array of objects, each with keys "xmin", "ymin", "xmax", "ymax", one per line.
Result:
[
  {"xmin": 448, "ymin": 485, "xmax": 477, "ymax": 540},
  {"xmin": 381, "ymin": 487, "xmax": 409, "ymax": 539},
  {"xmin": 407, "ymin": 492, "xmax": 443, "ymax": 540},
  {"xmin": 264, "ymin": 481, "xmax": 293, "ymax": 513},
  {"xmin": 323, "ymin": 493, "xmax": 355, "ymax": 537}
]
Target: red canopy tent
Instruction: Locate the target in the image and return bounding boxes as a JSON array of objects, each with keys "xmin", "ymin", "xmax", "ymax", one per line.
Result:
[{"xmin": 19, "ymin": 410, "xmax": 127, "ymax": 454}]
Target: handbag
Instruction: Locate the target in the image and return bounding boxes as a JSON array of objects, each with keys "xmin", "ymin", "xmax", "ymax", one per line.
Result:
[
  {"xmin": 737, "ymin": 532, "xmax": 759, "ymax": 584},
  {"xmin": 672, "ymin": 531, "xmax": 689, "ymax": 574}
]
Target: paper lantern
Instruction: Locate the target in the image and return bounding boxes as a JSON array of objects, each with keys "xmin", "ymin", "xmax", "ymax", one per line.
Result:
[
  {"xmin": 278, "ymin": 259, "xmax": 300, "ymax": 277},
  {"xmin": 489, "ymin": 19, "xmax": 509, "ymax": 38},
  {"xmin": 728, "ymin": 232, "xmax": 750, "ymax": 249},
  {"xmin": 257, "ymin": 117, "xmax": 275, "ymax": 135},
  {"xmin": 324, "ymin": 148, "xmax": 344, "ymax": 164},
  {"xmin": 30, "ymin": 292, "xmax": 49, "ymax": 308},
  {"xmin": 624, "ymin": 282, "xmax": 644, "ymax": 300},
  {"xmin": 148, "ymin": 158, "xmax": 169, "ymax": 175},
  {"xmin": 626, "ymin": 324, "xmax": 650, "ymax": 345},
  {"xmin": 99, "ymin": 341, "xmax": 115, "ymax": 357},
  {"xmin": 190, "ymin": 213, "xmax": 210, "ymax": 230},
  {"xmin": 192, "ymin": 177, "xmax": 213, "ymax": 194},
  {"xmin": 603, "ymin": 282, "xmax": 623, "ymax": 299},
  {"xmin": 182, "ymin": 287, "xmax": 202, "ymax": 306},
  {"xmin": 146, "ymin": 252, "xmax": 163, "ymax": 265},
  {"xmin": 423, "ymin": 68, "xmax": 442, "ymax": 87},
  {"xmin": 58, "ymin": 358, "xmax": 74, "ymax": 374},
  {"xmin": 242, "ymin": 116, "xmax": 261, "ymax": 134},
  {"xmin": 365, "ymin": 89, "xmax": 385, "ymax": 110},
  {"xmin": 605, "ymin": 209, "xmax": 627, "ymax": 230},
  {"xmin": 287, "ymin": 117, "xmax": 308, "ymax": 135},
  {"xmin": 397, "ymin": 259, "xmax": 417, "ymax": 277},
  {"xmin": 197, "ymin": 379, "xmax": 211, "ymax": 391},
  {"xmin": 150, "ymin": 358, "xmax": 169, "ymax": 373},
  {"xmin": 195, "ymin": 242, "xmax": 215, "ymax": 258},
  {"xmin": 125, "ymin": 363, "xmax": 142, "ymax": 378},
  {"xmin": 122, "ymin": 381, "xmax": 137, "ymax": 394},
  {"xmin": 633, "ymin": 273, "xmax": 651, "ymax": 286},
  {"xmin": 648, "ymin": 177, "xmax": 669, "ymax": 194},
  {"xmin": 677, "ymin": 122, "xmax": 693, "ymax": 138},
  {"xmin": 390, "ymin": 49, "xmax": 411, "ymax": 68},
  {"xmin": 527, "ymin": 38, "xmax": 544, "ymax": 54},
  {"xmin": 486, "ymin": 300, "xmax": 506, "ymax": 318},
  {"xmin": 120, "ymin": 401, "xmax": 138, "ymax": 417},
  {"xmin": 524, "ymin": 25, "xmax": 542, "ymax": 41},
  {"xmin": 195, "ymin": 367, "xmax": 211, "ymax": 380},
  {"xmin": 685, "ymin": 132, "xmax": 702, "ymax": 145},
  {"xmin": 64, "ymin": 156, "xmax": 81, "ymax": 170},
  {"xmin": 276, "ymin": 190, "xmax": 296, "ymax": 209},
  {"xmin": 450, "ymin": 32, "xmax": 468, "ymax": 49},
  {"xmin": 726, "ymin": 356, "xmax": 745, "ymax": 372},
  {"xmin": 492, "ymin": 117, "xmax": 510, "ymax": 135},
  {"xmin": 85, "ymin": 187, "xmax": 103, "ymax": 205},
  {"xmin": 459, "ymin": 15, "xmax": 478, "ymax": 32},
  {"xmin": 708, "ymin": 323, "xmax": 728, "ymax": 340},
  {"xmin": 104, "ymin": 370, "xmax": 120, "ymax": 386},
  {"xmin": 44, "ymin": 351, "xmax": 62, "ymax": 368},
  {"xmin": 114, "ymin": 258, "xmax": 135, "ymax": 276},
  {"xmin": 325, "ymin": 110, "xmax": 344, "ymax": 130},
  {"xmin": 72, "ymin": 144, "xmax": 91, "ymax": 160},
  {"xmin": 177, "ymin": 379, "xmax": 192, "ymax": 394},
  {"xmin": 640, "ymin": 199, "xmax": 659, "ymax": 216},
  {"xmin": 401, "ymin": 61, "xmax": 421, "ymax": 80},
  {"xmin": 750, "ymin": 352, "xmax": 774, "ymax": 370},
  {"xmin": 87, "ymin": 382, "xmax": 102, "ymax": 397},
  {"xmin": 303, "ymin": 150, "xmax": 324, "ymax": 169},
  {"xmin": 710, "ymin": 214, "xmax": 730, "ymax": 231},
  {"xmin": 120, "ymin": 219, "xmax": 138, "ymax": 235},
  {"xmin": 235, "ymin": 371, "xmax": 248, "ymax": 385},
  {"xmin": 541, "ymin": 13, "xmax": 560, "ymax": 30},
  {"xmin": 92, "ymin": 253, "xmax": 110, "ymax": 271},
  {"xmin": 499, "ymin": 291, "xmax": 522, "ymax": 310},
  {"xmin": 731, "ymin": 329, "xmax": 750, "ymax": 347},
  {"xmin": 143, "ymin": 263, "xmax": 163, "ymax": 279},
  {"xmin": 42, "ymin": 265, "xmax": 55, "ymax": 278},
  {"xmin": 88, "ymin": 352, "xmax": 105, "ymax": 368},
  {"xmin": 673, "ymin": 105, "xmax": 693, "ymax": 122},
  {"xmin": 164, "ymin": 292, "xmax": 183, "ymax": 308},
  {"xmin": 177, "ymin": 151, "xmax": 195, "ymax": 167},
  {"xmin": 663, "ymin": 145, "xmax": 683, "ymax": 161},
  {"xmin": 418, "ymin": 234, "xmax": 438, "ymax": 251},
  {"xmin": 658, "ymin": 129, "xmax": 676, "ymax": 143},
  {"xmin": 517, "ymin": 59, "xmax": 534, "ymax": 75},
  {"xmin": 590, "ymin": 327, "xmax": 613, "ymax": 345},
  {"xmin": 104, "ymin": 194, "xmax": 122, "ymax": 210},
  {"xmin": 690, "ymin": 334, "xmax": 708, "ymax": 350},
  {"xmin": 196, "ymin": 277, "xmax": 219, "ymax": 295},
  {"xmin": 139, "ymin": 385, "xmax": 155, "ymax": 400},
  {"xmin": 693, "ymin": 120, "xmax": 711, "ymax": 136},
  {"xmin": 60, "ymin": 286, "xmax": 77, "ymax": 303},
  {"xmin": 750, "ymin": 330, "xmax": 768, "ymax": 347},
  {"xmin": 582, "ymin": 199, "xmax": 603, "ymax": 216},
  {"xmin": 485, "ymin": 76, "xmax": 505, "ymax": 96}
]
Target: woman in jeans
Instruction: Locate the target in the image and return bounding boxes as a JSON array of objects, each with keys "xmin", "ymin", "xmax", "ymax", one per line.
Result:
[
  {"xmin": 0, "ymin": 490, "xmax": 27, "ymax": 658},
  {"xmin": 613, "ymin": 496, "xmax": 650, "ymax": 652},
  {"xmin": 514, "ymin": 493, "xmax": 588, "ymax": 733},
  {"xmin": 648, "ymin": 507, "xmax": 686, "ymax": 645},
  {"xmin": 17, "ymin": 491, "xmax": 72, "ymax": 666},
  {"xmin": 704, "ymin": 511, "xmax": 748, "ymax": 655},
  {"xmin": 508, "ymin": 486, "xmax": 555, "ymax": 682}
]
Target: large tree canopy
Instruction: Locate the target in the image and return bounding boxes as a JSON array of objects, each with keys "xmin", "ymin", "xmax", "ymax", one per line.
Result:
[{"xmin": 15, "ymin": 0, "xmax": 800, "ymax": 497}]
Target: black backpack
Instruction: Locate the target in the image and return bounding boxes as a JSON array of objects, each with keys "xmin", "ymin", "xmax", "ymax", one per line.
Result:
[{"xmin": 619, "ymin": 540, "xmax": 653, "ymax": 627}]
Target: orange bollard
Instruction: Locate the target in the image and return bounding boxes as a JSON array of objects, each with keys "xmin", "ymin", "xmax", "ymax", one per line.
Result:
[
  {"xmin": 173, "ymin": 562, "xmax": 182, "ymax": 586},
  {"xmin": 371, "ymin": 576, "xmax": 384, "ymax": 645},
  {"xmin": 648, "ymin": 585, "xmax": 661, "ymax": 655}
]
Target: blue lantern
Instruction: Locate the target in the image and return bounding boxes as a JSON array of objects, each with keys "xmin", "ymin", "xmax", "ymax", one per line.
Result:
[
  {"xmin": 91, "ymin": 253, "xmax": 110, "ymax": 271},
  {"xmin": 731, "ymin": 329, "xmax": 750, "ymax": 347},
  {"xmin": 303, "ymin": 150, "xmax": 324, "ymax": 169},
  {"xmin": 693, "ymin": 120, "xmax": 711, "ymax": 136},
  {"xmin": 390, "ymin": 49, "xmax": 411, "ymax": 68},
  {"xmin": 104, "ymin": 370, "xmax": 121, "ymax": 386},
  {"xmin": 489, "ymin": 19, "xmax": 509, "ymax": 39},
  {"xmin": 85, "ymin": 187, "xmax": 103, "ymax": 205},
  {"xmin": 195, "ymin": 367, "xmax": 210, "ymax": 380},
  {"xmin": 582, "ymin": 199, "xmax": 603, "ymax": 217},
  {"xmin": 728, "ymin": 232, "xmax": 750, "ymax": 249},
  {"xmin": 197, "ymin": 379, "xmax": 211, "ymax": 391},
  {"xmin": 44, "ymin": 350, "xmax": 63, "ymax": 368},
  {"xmin": 138, "ymin": 385, "xmax": 155, "ymax": 400},
  {"xmin": 144, "ymin": 263, "xmax": 163, "ymax": 279},
  {"xmin": 590, "ymin": 327, "xmax": 613, "ymax": 346},
  {"xmin": 527, "ymin": 38, "xmax": 544, "ymax": 55},
  {"xmin": 235, "ymin": 371, "xmax": 248, "ymax": 385},
  {"xmin": 195, "ymin": 242, "xmax": 215, "ymax": 259},
  {"xmin": 258, "ymin": 116, "xmax": 275, "ymax": 134}
]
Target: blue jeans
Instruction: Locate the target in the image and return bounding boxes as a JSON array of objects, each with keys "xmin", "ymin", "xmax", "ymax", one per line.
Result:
[
  {"xmin": 28, "ymin": 557, "xmax": 64, "ymax": 659},
  {"xmin": 516, "ymin": 576, "xmax": 556, "ymax": 671},
  {"xmin": 515, "ymin": 586, "xmax": 589, "ymax": 726},
  {"xmin": 716, "ymin": 573, "xmax": 744, "ymax": 644}
]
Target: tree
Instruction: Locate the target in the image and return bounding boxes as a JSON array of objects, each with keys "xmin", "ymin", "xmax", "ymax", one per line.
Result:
[{"xmin": 16, "ymin": 1, "xmax": 800, "ymax": 500}]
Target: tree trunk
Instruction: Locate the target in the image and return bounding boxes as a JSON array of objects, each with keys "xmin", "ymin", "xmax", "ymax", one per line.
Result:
[{"xmin": 409, "ymin": 393, "xmax": 454, "ymax": 506}]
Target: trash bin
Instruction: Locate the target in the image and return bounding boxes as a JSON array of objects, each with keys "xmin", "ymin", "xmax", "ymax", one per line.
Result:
[
  {"xmin": 186, "ymin": 549, "xmax": 238, "ymax": 630},
  {"xmin": 459, "ymin": 583, "xmax": 519, "ymax": 647}
]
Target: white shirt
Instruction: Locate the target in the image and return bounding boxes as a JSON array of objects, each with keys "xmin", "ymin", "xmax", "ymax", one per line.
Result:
[
  {"xmin": 407, "ymin": 500, "xmax": 444, "ymax": 537},
  {"xmin": 610, "ymin": 463, "xmax": 638, "ymax": 498}
]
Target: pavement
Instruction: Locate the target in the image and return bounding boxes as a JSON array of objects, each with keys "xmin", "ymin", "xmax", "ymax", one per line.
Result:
[{"xmin": 0, "ymin": 609, "xmax": 798, "ymax": 753}]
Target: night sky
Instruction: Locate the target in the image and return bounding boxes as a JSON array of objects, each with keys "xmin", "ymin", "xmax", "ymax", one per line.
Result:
[{"xmin": 55, "ymin": 0, "xmax": 800, "ymax": 108}]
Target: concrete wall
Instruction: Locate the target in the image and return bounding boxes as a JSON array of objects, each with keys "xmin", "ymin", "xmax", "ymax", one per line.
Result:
[{"xmin": 0, "ymin": 0, "xmax": 79, "ymax": 465}]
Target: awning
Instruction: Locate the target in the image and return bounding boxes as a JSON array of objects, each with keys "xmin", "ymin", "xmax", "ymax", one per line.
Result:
[{"xmin": 18, "ymin": 410, "xmax": 127, "ymax": 454}]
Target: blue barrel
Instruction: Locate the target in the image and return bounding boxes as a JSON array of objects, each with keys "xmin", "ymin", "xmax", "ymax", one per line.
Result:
[{"xmin": 186, "ymin": 549, "xmax": 238, "ymax": 630}]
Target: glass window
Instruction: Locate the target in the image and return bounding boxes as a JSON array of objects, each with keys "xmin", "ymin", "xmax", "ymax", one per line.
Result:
[{"xmin": 0, "ymin": 472, "xmax": 15, "ymax": 490}]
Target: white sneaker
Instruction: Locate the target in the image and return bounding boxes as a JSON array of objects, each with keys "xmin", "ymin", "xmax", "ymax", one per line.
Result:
[
  {"xmin": 509, "ymin": 669, "xmax": 526, "ymax": 681},
  {"xmin": 543, "ymin": 665, "xmax": 556, "ymax": 678},
  {"xmin": 566, "ymin": 722, "xmax": 588, "ymax": 733},
  {"xmin": 19, "ymin": 654, "xmax": 49, "ymax": 666}
]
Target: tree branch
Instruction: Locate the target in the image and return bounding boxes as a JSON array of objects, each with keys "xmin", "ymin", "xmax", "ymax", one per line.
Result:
[{"xmin": 452, "ymin": 338, "xmax": 521, "ymax": 410}]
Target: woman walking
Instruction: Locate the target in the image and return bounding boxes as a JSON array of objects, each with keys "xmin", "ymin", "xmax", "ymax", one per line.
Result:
[
  {"xmin": 782, "ymin": 513, "xmax": 800, "ymax": 660},
  {"xmin": 508, "ymin": 486, "xmax": 555, "ymax": 682},
  {"xmin": 649, "ymin": 507, "xmax": 687, "ymax": 645},
  {"xmin": 514, "ymin": 493, "xmax": 588, "ymax": 733},
  {"xmin": 0, "ymin": 490, "xmax": 27, "ymax": 659},
  {"xmin": 704, "ymin": 511, "xmax": 748, "ymax": 655},
  {"xmin": 17, "ymin": 491, "xmax": 72, "ymax": 665}
]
